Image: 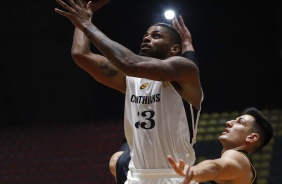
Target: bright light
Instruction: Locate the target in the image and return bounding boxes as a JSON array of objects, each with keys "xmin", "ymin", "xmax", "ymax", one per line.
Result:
[{"xmin": 164, "ymin": 10, "xmax": 175, "ymax": 20}]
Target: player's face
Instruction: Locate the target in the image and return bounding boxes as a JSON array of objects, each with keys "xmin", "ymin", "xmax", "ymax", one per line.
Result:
[
  {"xmin": 219, "ymin": 115, "xmax": 255, "ymax": 149},
  {"xmin": 139, "ymin": 26, "xmax": 173, "ymax": 59}
]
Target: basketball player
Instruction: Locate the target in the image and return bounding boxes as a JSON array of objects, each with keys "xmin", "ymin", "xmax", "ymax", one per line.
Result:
[
  {"xmin": 109, "ymin": 14, "xmax": 200, "ymax": 184},
  {"xmin": 168, "ymin": 107, "xmax": 273, "ymax": 184},
  {"xmin": 55, "ymin": 0, "xmax": 203, "ymax": 183}
]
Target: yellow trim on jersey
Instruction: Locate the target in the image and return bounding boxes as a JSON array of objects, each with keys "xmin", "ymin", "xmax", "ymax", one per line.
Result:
[{"xmin": 239, "ymin": 152, "xmax": 257, "ymax": 184}]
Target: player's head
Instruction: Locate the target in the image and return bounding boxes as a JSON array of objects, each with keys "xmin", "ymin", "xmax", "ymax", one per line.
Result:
[
  {"xmin": 219, "ymin": 107, "xmax": 273, "ymax": 153},
  {"xmin": 139, "ymin": 22, "xmax": 181, "ymax": 59},
  {"xmin": 244, "ymin": 107, "xmax": 273, "ymax": 152},
  {"xmin": 153, "ymin": 22, "xmax": 181, "ymax": 47}
]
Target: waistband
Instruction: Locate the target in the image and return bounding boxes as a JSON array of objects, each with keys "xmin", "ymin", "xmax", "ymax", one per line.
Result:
[{"xmin": 131, "ymin": 168, "xmax": 183, "ymax": 179}]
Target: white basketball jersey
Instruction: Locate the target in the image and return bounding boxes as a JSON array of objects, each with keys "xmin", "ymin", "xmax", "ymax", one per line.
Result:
[{"xmin": 124, "ymin": 76, "xmax": 201, "ymax": 172}]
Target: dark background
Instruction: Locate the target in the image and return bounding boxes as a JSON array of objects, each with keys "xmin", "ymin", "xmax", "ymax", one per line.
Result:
[{"xmin": 1, "ymin": 0, "xmax": 282, "ymax": 127}]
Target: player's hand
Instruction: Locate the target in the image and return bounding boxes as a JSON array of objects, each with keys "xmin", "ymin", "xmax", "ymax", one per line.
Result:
[
  {"xmin": 167, "ymin": 155, "xmax": 187, "ymax": 177},
  {"xmin": 167, "ymin": 155, "xmax": 197, "ymax": 184},
  {"xmin": 55, "ymin": 0, "xmax": 93, "ymax": 31},
  {"xmin": 172, "ymin": 15, "xmax": 192, "ymax": 43},
  {"xmin": 183, "ymin": 166, "xmax": 199, "ymax": 184},
  {"xmin": 172, "ymin": 15, "xmax": 194, "ymax": 52}
]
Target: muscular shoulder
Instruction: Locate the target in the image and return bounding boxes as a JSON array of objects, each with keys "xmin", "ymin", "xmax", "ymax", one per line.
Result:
[{"xmin": 221, "ymin": 150, "xmax": 251, "ymax": 169}]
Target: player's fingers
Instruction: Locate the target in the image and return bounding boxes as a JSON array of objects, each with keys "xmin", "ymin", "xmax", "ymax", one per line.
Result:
[
  {"xmin": 54, "ymin": 8, "xmax": 72, "ymax": 18},
  {"xmin": 86, "ymin": 1, "xmax": 93, "ymax": 11},
  {"xmin": 178, "ymin": 15, "xmax": 185, "ymax": 27},
  {"xmin": 167, "ymin": 155, "xmax": 177, "ymax": 167},
  {"xmin": 183, "ymin": 167, "xmax": 192, "ymax": 184},
  {"xmin": 179, "ymin": 159, "xmax": 185, "ymax": 170},
  {"xmin": 179, "ymin": 15, "xmax": 191, "ymax": 32},
  {"xmin": 183, "ymin": 177, "xmax": 192, "ymax": 184},
  {"xmin": 172, "ymin": 17, "xmax": 181, "ymax": 33},
  {"xmin": 76, "ymin": 0, "xmax": 83, "ymax": 7},
  {"xmin": 178, "ymin": 15, "xmax": 192, "ymax": 37},
  {"xmin": 56, "ymin": 0, "xmax": 75, "ymax": 14},
  {"xmin": 173, "ymin": 16, "xmax": 180, "ymax": 28},
  {"xmin": 67, "ymin": 0, "xmax": 79, "ymax": 10},
  {"xmin": 77, "ymin": 0, "xmax": 90, "ymax": 8}
]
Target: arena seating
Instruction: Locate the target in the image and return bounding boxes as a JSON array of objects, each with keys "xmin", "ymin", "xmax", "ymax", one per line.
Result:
[{"xmin": 0, "ymin": 109, "xmax": 281, "ymax": 183}]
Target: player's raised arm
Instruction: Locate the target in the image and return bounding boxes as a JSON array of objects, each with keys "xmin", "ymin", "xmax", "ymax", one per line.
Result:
[
  {"xmin": 68, "ymin": 0, "xmax": 126, "ymax": 93},
  {"xmin": 55, "ymin": 1, "xmax": 195, "ymax": 80},
  {"xmin": 72, "ymin": 27, "xmax": 126, "ymax": 93}
]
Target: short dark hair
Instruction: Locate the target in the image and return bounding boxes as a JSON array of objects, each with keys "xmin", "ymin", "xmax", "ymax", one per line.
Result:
[
  {"xmin": 245, "ymin": 107, "xmax": 273, "ymax": 151},
  {"xmin": 153, "ymin": 22, "xmax": 181, "ymax": 50}
]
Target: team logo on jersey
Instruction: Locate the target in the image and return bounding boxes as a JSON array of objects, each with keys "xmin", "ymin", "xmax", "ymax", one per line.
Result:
[{"xmin": 140, "ymin": 82, "xmax": 149, "ymax": 89}]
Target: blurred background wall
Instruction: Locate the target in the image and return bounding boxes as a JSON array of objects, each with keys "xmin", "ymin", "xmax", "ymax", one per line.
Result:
[{"xmin": 1, "ymin": 0, "xmax": 281, "ymax": 183}]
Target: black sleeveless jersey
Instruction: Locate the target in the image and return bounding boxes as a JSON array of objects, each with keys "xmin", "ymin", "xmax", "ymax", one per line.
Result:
[{"xmin": 199, "ymin": 150, "xmax": 256, "ymax": 184}]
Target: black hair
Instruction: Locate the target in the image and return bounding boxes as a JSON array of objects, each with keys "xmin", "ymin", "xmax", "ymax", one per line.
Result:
[
  {"xmin": 153, "ymin": 22, "xmax": 181, "ymax": 51},
  {"xmin": 244, "ymin": 107, "xmax": 273, "ymax": 151}
]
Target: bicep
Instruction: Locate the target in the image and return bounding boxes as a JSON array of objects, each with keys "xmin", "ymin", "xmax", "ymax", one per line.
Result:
[{"xmin": 72, "ymin": 52, "xmax": 126, "ymax": 93}]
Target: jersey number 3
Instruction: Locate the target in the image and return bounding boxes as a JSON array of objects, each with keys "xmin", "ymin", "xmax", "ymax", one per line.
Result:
[{"xmin": 135, "ymin": 110, "xmax": 155, "ymax": 129}]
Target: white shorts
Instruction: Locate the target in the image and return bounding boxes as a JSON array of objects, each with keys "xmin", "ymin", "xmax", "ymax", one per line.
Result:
[{"xmin": 125, "ymin": 168, "xmax": 184, "ymax": 184}]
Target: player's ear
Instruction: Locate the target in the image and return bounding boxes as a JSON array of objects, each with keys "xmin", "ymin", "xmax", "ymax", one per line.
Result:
[
  {"xmin": 171, "ymin": 44, "xmax": 180, "ymax": 55},
  {"xmin": 246, "ymin": 133, "xmax": 259, "ymax": 143}
]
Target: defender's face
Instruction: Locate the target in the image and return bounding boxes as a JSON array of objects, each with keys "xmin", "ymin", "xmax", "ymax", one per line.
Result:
[
  {"xmin": 219, "ymin": 115, "xmax": 255, "ymax": 149},
  {"xmin": 139, "ymin": 25, "xmax": 173, "ymax": 59}
]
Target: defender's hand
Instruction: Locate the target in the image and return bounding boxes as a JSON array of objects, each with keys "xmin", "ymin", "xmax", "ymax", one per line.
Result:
[{"xmin": 167, "ymin": 155, "xmax": 187, "ymax": 177}]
